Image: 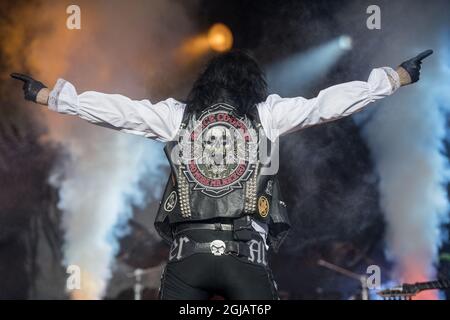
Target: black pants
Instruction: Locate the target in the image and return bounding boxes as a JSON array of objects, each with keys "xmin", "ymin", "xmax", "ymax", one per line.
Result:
[{"xmin": 159, "ymin": 229, "xmax": 278, "ymax": 300}]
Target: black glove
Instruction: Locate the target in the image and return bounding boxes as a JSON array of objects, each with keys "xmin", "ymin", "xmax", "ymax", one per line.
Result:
[
  {"xmin": 10, "ymin": 73, "xmax": 47, "ymax": 102},
  {"xmin": 400, "ymin": 50, "xmax": 433, "ymax": 84}
]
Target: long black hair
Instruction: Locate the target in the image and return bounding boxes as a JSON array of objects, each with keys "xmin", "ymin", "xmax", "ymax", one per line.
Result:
[{"xmin": 185, "ymin": 50, "xmax": 268, "ymax": 117}]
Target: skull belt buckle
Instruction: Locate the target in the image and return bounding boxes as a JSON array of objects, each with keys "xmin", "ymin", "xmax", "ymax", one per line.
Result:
[{"xmin": 210, "ymin": 240, "xmax": 226, "ymax": 256}]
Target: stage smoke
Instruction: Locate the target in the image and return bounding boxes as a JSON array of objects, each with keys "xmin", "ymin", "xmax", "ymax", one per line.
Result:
[
  {"xmin": 266, "ymin": 36, "xmax": 352, "ymax": 96},
  {"xmin": 356, "ymin": 2, "xmax": 450, "ymax": 299},
  {"xmin": 2, "ymin": 0, "xmax": 195, "ymax": 299}
]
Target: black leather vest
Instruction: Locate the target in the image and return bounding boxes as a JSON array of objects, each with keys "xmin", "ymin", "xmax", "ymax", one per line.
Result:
[{"xmin": 155, "ymin": 103, "xmax": 290, "ymax": 251}]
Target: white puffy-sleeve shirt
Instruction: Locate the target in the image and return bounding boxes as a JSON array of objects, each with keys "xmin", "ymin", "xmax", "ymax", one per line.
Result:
[{"xmin": 48, "ymin": 67, "xmax": 400, "ymax": 142}]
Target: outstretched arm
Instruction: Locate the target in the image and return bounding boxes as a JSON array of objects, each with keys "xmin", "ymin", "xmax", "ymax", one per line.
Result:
[
  {"xmin": 258, "ymin": 50, "xmax": 433, "ymax": 141},
  {"xmin": 10, "ymin": 76, "xmax": 185, "ymax": 142}
]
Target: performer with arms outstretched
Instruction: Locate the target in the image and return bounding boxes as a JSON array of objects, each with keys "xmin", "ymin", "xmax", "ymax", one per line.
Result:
[{"xmin": 11, "ymin": 49, "xmax": 433, "ymax": 300}]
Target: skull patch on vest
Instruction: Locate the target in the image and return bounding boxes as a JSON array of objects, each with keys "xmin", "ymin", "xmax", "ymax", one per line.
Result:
[{"xmin": 179, "ymin": 104, "xmax": 258, "ymax": 198}]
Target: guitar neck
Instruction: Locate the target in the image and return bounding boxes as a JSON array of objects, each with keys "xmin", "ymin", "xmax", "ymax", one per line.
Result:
[{"xmin": 406, "ymin": 280, "xmax": 450, "ymax": 292}]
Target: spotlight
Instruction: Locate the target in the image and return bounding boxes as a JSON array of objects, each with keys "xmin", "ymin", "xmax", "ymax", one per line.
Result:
[
  {"xmin": 208, "ymin": 23, "xmax": 233, "ymax": 52},
  {"xmin": 339, "ymin": 35, "xmax": 353, "ymax": 50},
  {"xmin": 267, "ymin": 36, "xmax": 353, "ymax": 96}
]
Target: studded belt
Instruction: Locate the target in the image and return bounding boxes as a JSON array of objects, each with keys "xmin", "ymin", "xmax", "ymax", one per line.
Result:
[
  {"xmin": 168, "ymin": 236, "xmax": 268, "ymax": 267},
  {"xmin": 173, "ymin": 222, "xmax": 234, "ymax": 236}
]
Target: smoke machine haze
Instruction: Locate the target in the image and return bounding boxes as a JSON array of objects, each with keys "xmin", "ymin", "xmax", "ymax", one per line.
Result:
[
  {"xmin": 354, "ymin": 1, "xmax": 450, "ymax": 299},
  {"xmin": 2, "ymin": 0, "xmax": 197, "ymax": 299}
]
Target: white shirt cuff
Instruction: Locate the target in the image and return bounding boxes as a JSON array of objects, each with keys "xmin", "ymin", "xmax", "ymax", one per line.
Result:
[
  {"xmin": 381, "ymin": 67, "xmax": 401, "ymax": 93},
  {"xmin": 48, "ymin": 78, "xmax": 79, "ymax": 115},
  {"xmin": 48, "ymin": 78, "xmax": 67, "ymax": 111}
]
